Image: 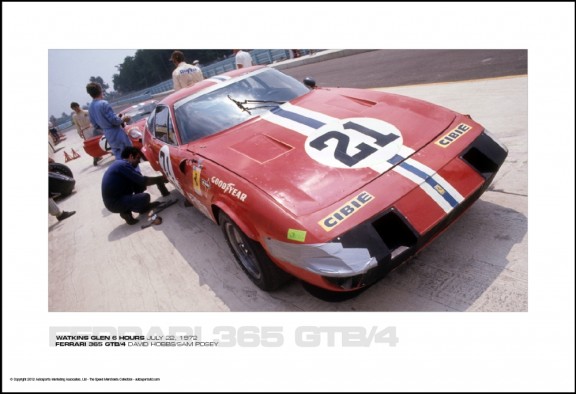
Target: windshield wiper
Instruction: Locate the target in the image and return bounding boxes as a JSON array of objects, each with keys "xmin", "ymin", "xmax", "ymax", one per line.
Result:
[
  {"xmin": 228, "ymin": 95, "xmax": 285, "ymax": 115},
  {"xmin": 228, "ymin": 95, "xmax": 252, "ymax": 114}
]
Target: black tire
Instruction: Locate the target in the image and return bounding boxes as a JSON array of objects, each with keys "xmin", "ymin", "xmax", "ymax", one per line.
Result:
[
  {"xmin": 49, "ymin": 172, "xmax": 76, "ymax": 198},
  {"xmin": 49, "ymin": 162, "xmax": 74, "ymax": 178},
  {"xmin": 219, "ymin": 211, "xmax": 291, "ymax": 291}
]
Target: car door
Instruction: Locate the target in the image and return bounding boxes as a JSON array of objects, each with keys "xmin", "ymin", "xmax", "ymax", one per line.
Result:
[{"xmin": 147, "ymin": 104, "xmax": 192, "ymax": 197}]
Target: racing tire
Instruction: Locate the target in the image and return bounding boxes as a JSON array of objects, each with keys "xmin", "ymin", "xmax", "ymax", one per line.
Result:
[
  {"xmin": 48, "ymin": 162, "xmax": 74, "ymax": 178},
  {"xmin": 49, "ymin": 172, "xmax": 76, "ymax": 198},
  {"xmin": 219, "ymin": 211, "xmax": 291, "ymax": 291}
]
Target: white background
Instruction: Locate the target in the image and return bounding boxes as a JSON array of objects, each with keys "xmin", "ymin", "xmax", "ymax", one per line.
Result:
[{"xmin": 3, "ymin": 2, "xmax": 574, "ymax": 392}]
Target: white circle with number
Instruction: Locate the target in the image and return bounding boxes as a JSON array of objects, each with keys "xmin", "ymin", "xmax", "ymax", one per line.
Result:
[
  {"xmin": 98, "ymin": 136, "xmax": 111, "ymax": 152},
  {"xmin": 304, "ymin": 117, "xmax": 403, "ymax": 169},
  {"xmin": 158, "ymin": 145, "xmax": 182, "ymax": 193}
]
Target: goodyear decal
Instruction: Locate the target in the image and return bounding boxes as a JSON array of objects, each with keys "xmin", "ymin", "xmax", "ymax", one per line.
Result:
[
  {"xmin": 287, "ymin": 229, "xmax": 307, "ymax": 242},
  {"xmin": 319, "ymin": 192, "xmax": 374, "ymax": 232},
  {"xmin": 435, "ymin": 123, "xmax": 472, "ymax": 148},
  {"xmin": 211, "ymin": 177, "xmax": 247, "ymax": 201}
]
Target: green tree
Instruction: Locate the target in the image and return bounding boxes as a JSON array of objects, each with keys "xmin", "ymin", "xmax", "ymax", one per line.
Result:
[
  {"xmin": 89, "ymin": 76, "xmax": 110, "ymax": 93},
  {"xmin": 112, "ymin": 49, "xmax": 230, "ymax": 93}
]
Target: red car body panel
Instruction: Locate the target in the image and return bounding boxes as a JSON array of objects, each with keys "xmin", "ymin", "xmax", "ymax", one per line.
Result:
[
  {"xmin": 82, "ymin": 100, "xmax": 157, "ymax": 158},
  {"xmin": 82, "ymin": 122, "xmax": 144, "ymax": 158},
  {"xmin": 141, "ymin": 66, "xmax": 508, "ymax": 292}
]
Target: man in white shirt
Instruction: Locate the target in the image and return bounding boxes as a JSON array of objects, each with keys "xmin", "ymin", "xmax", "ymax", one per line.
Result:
[
  {"xmin": 234, "ymin": 49, "xmax": 253, "ymax": 69},
  {"xmin": 170, "ymin": 51, "xmax": 204, "ymax": 91},
  {"xmin": 70, "ymin": 102, "xmax": 92, "ymax": 140},
  {"xmin": 71, "ymin": 101, "xmax": 102, "ymax": 165}
]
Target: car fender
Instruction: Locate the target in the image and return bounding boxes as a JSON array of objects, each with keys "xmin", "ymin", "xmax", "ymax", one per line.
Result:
[
  {"xmin": 212, "ymin": 199, "xmax": 259, "ymax": 241},
  {"xmin": 141, "ymin": 145, "xmax": 161, "ymax": 171}
]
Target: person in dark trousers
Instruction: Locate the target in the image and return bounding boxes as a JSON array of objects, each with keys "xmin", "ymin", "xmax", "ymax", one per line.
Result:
[
  {"xmin": 101, "ymin": 147, "xmax": 170, "ymax": 225},
  {"xmin": 49, "ymin": 197, "xmax": 75, "ymax": 222}
]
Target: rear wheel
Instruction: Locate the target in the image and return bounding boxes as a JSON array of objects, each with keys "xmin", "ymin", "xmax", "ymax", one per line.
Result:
[{"xmin": 219, "ymin": 211, "xmax": 291, "ymax": 291}]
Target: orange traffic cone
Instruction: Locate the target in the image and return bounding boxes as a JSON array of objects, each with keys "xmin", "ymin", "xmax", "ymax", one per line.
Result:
[
  {"xmin": 71, "ymin": 148, "xmax": 81, "ymax": 159},
  {"xmin": 64, "ymin": 151, "xmax": 72, "ymax": 162}
]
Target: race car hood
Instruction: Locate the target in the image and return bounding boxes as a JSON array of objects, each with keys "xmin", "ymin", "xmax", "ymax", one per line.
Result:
[{"xmin": 195, "ymin": 88, "xmax": 457, "ymax": 216}]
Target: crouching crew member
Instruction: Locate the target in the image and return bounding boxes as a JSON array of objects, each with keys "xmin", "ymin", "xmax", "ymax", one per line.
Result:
[{"xmin": 101, "ymin": 147, "xmax": 170, "ymax": 225}]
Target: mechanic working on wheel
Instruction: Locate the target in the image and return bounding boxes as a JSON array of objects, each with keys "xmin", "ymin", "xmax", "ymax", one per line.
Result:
[
  {"xmin": 86, "ymin": 82, "xmax": 132, "ymax": 160},
  {"xmin": 101, "ymin": 147, "xmax": 170, "ymax": 225}
]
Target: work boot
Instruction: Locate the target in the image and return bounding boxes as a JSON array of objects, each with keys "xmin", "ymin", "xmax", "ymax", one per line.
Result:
[
  {"xmin": 157, "ymin": 182, "xmax": 170, "ymax": 197},
  {"xmin": 120, "ymin": 212, "xmax": 139, "ymax": 225},
  {"xmin": 57, "ymin": 211, "xmax": 76, "ymax": 221}
]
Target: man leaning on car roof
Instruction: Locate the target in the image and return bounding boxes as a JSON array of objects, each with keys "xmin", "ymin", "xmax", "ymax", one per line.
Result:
[{"xmin": 170, "ymin": 50, "xmax": 204, "ymax": 91}]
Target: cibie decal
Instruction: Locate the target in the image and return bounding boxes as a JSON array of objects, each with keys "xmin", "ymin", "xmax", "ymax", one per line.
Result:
[
  {"xmin": 98, "ymin": 136, "xmax": 111, "ymax": 152},
  {"xmin": 158, "ymin": 145, "xmax": 183, "ymax": 193},
  {"xmin": 305, "ymin": 118, "xmax": 403, "ymax": 169},
  {"xmin": 319, "ymin": 191, "xmax": 374, "ymax": 231},
  {"xmin": 211, "ymin": 177, "xmax": 247, "ymax": 202},
  {"xmin": 435, "ymin": 123, "xmax": 472, "ymax": 147}
]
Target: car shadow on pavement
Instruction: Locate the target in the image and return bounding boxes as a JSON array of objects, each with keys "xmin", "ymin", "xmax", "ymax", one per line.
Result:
[
  {"xmin": 372, "ymin": 199, "xmax": 528, "ymax": 312},
  {"xmin": 131, "ymin": 195, "xmax": 527, "ymax": 311}
]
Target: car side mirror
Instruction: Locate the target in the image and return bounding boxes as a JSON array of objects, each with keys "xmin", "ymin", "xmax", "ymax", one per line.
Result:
[{"xmin": 303, "ymin": 77, "xmax": 316, "ymax": 89}]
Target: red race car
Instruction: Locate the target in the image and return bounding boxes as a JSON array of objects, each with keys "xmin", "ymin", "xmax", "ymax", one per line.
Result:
[
  {"xmin": 82, "ymin": 100, "xmax": 158, "ymax": 162},
  {"xmin": 140, "ymin": 66, "xmax": 508, "ymax": 299}
]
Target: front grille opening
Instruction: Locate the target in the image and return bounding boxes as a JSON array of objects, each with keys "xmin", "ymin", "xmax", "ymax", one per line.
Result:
[
  {"xmin": 462, "ymin": 147, "xmax": 498, "ymax": 177},
  {"xmin": 372, "ymin": 211, "xmax": 417, "ymax": 259},
  {"xmin": 323, "ymin": 274, "xmax": 366, "ymax": 290}
]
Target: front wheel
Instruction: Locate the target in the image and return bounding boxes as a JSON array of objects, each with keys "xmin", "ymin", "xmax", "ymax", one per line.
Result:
[{"xmin": 219, "ymin": 211, "xmax": 291, "ymax": 291}]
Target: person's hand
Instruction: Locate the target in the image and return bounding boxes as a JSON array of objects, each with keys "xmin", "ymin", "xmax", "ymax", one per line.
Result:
[{"xmin": 122, "ymin": 115, "xmax": 131, "ymax": 124}]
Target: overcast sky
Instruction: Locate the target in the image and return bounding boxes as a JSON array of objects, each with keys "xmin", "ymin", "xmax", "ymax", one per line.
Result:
[{"xmin": 48, "ymin": 49, "xmax": 136, "ymax": 117}]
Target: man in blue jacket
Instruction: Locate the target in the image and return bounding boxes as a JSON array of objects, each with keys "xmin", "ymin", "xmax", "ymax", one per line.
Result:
[
  {"xmin": 87, "ymin": 82, "xmax": 132, "ymax": 160},
  {"xmin": 102, "ymin": 147, "xmax": 169, "ymax": 225}
]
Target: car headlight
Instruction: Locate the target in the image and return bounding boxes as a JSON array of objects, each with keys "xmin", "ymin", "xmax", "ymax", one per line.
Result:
[
  {"xmin": 264, "ymin": 238, "xmax": 377, "ymax": 277},
  {"xmin": 128, "ymin": 128, "xmax": 142, "ymax": 139}
]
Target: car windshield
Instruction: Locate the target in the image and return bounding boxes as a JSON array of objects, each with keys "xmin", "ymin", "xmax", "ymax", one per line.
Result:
[{"xmin": 174, "ymin": 68, "xmax": 310, "ymax": 144}]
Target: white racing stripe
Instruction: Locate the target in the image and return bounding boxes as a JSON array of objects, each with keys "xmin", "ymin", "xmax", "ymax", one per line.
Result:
[
  {"xmin": 263, "ymin": 102, "xmax": 464, "ymax": 213},
  {"xmin": 394, "ymin": 158, "xmax": 464, "ymax": 213}
]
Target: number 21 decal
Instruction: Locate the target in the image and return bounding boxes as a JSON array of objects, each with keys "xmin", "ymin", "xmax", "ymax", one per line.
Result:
[{"xmin": 305, "ymin": 118, "xmax": 403, "ymax": 169}]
